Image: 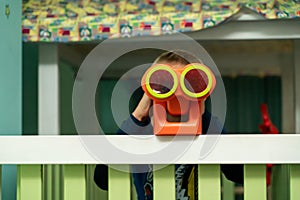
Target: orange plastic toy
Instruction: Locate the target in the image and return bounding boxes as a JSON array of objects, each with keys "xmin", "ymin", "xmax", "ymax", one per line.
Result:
[{"xmin": 141, "ymin": 63, "xmax": 216, "ymax": 136}]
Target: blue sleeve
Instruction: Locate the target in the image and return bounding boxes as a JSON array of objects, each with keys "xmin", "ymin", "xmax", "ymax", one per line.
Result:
[{"xmin": 117, "ymin": 114, "xmax": 153, "ymax": 135}]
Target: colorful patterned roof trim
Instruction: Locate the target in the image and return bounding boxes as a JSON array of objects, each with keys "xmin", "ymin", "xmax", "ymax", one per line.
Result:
[{"xmin": 22, "ymin": 0, "xmax": 300, "ymax": 42}]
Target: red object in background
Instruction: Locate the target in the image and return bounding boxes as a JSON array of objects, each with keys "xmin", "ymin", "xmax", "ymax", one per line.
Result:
[
  {"xmin": 102, "ymin": 27, "xmax": 110, "ymax": 33},
  {"xmin": 259, "ymin": 103, "xmax": 279, "ymax": 186},
  {"xmin": 22, "ymin": 28, "xmax": 30, "ymax": 34},
  {"xmin": 58, "ymin": 28, "xmax": 70, "ymax": 36},
  {"xmin": 185, "ymin": 22, "xmax": 193, "ymax": 28},
  {"xmin": 62, "ymin": 30, "xmax": 70, "ymax": 36}
]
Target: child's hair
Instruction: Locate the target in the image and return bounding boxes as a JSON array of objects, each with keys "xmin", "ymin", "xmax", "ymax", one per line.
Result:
[{"xmin": 153, "ymin": 50, "xmax": 203, "ymax": 66}]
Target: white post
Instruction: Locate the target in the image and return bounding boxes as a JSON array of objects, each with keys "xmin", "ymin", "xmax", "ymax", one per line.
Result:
[
  {"xmin": 38, "ymin": 44, "xmax": 61, "ymax": 200},
  {"xmin": 39, "ymin": 44, "xmax": 59, "ymax": 135},
  {"xmin": 294, "ymin": 39, "xmax": 300, "ymax": 135}
]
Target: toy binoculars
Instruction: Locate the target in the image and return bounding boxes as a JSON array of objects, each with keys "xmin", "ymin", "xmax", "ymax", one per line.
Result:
[{"xmin": 141, "ymin": 63, "xmax": 216, "ymax": 136}]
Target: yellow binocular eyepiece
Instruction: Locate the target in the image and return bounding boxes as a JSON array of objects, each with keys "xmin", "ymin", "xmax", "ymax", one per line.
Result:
[{"xmin": 141, "ymin": 63, "xmax": 216, "ymax": 100}]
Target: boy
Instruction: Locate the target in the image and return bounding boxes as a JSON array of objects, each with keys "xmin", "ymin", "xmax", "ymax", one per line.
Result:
[{"xmin": 94, "ymin": 50, "xmax": 243, "ymax": 200}]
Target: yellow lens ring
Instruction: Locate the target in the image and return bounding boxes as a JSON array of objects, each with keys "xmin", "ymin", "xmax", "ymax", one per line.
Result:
[
  {"xmin": 145, "ymin": 65, "xmax": 178, "ymax": 99},
  {"xmin": 180, "ymin": 64, "xmax": 214, "ymax": 98}
]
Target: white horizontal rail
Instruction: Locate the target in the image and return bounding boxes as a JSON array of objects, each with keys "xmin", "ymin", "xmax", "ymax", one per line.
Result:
[
  {"xmin": 188, "ymin": 19, "xmax": 300, "ymax": 40},
  {"xmin": 0, "ymin": 135, "xmax": 299, "ymax": 164}
]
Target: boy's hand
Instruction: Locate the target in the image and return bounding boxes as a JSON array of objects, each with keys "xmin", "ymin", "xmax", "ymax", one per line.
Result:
[{"xmin": 132, "ymin": 93, "xmax": 152, "ymax": 122}]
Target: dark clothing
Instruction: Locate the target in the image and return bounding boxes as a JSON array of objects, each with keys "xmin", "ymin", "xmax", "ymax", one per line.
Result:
[{"xmin": 94, "ymin": 110, "xmax": 243, "ymax": 199}]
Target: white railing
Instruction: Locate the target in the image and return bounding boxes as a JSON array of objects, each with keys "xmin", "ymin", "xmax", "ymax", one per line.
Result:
[
  {"xmin": 1, "ymin": 135, "xmax": 300, "ymax": 164},
  {"xmin": 1, "ymin": 134, "xmax": 300, "ymax": 200}
]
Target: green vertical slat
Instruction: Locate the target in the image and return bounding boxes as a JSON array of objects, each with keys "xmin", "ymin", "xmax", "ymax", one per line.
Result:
[
  {"xmin": 272, "ymin": 164, "xmax": 290, "ymax": 200},
  {"xmin": 53, "ymin": 165, "xmax": 61, "ymax": 200},
  {"xmin": 222, "ymin": 174, "xmax": 235, "ymax": 200},
  {"xmin": 43, "ymin": 165, "xmax": 62, "ymax": 200},
  {"xmin": 198, "ymin": 164, "xmax": 220, "ymax": 200},
  {"xmin": 43, "ymin": 165, "xmax": 52, "ymax": 200},
  {"xmin": 108, "ymin": 165, "xmax": 130, "ymax": 200},
  {"xmin": 244, "ymin": 164, "xmax": 266, "ymax": 200},
  {"xmin": 290, "ymin": 164, "xmax": 300, "ymax": 200},
  {"xmin": 153, "ymin": 165, "xmax": 175, "ymax": 200},
  {"xmin": 86, "ymin": 165, "xmax": 93, "ymax": 200},
  {"xmin": 17, "ymin": 165, "xmax": 42, "ymax": 200},
  {"xmin": 63, "ymin": 165, "xmax": 86, "ymax": 200}
]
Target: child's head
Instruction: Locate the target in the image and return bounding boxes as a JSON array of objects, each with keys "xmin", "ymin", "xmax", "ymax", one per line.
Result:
[
  {"xmin": 153, "ymin": 50, "xmax": 203, "ymax": 69},
  {"xmin": 142, "ymin": 50, "xmax": 211, "ymax": 135}
]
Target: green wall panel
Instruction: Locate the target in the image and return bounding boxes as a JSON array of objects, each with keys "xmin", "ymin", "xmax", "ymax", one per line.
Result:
[
  {"xmin": 60, "ymin": 61, "xmax": 77, "ymax": 135},
  {"xmin": 0, "ymin": 1, "xmax": 22, "ymax": 132},
  {"xmin": 96, "ymin": 79, "xmax": 119, "ymax": 135},
  {"xmin": 0, "ymin": 1, "xmax": 22, "ymax": 199},
  {"xmin": 59, "ymin": 61, "xmax": 123, "ymax": 135},
  {"xmin": 23, "ymin": 43, "xmax": 38, "ymax": 135},
  {"xmin": 223, "ymin": 76, "xmax": 239, "ymax": 132},
  {"xmin": 223, "ymin": 76, "xmax": 281, "ymax": 133},
  {"xmin": 264, "ymin": 76, "xmax": 282, "ymax": 131}
]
